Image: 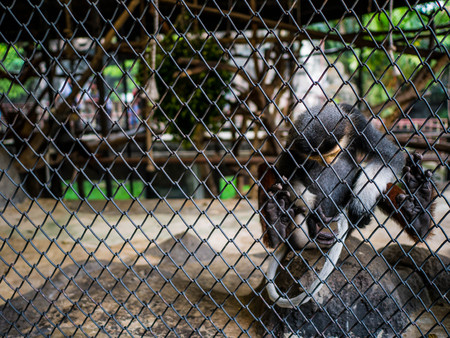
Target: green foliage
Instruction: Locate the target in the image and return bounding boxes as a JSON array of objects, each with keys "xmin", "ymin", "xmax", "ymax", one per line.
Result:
[
  {"xmin": 320, "ymin": 3, "xmax": 449, "ymax": 115},
  {"xmin": 103, "ymin": 59, "xmax": 139, "ymax": 102},
  {"xmin": 154, "ymin": 33, "xmax": 231, "ymax": 140},
  {"xmin": 359, "ymin": 3, "xmax": 449, "ymax": 110},
  {"xmin": 137, "ymin": 10, "xmax": 232, "ymax": 143},
  {"xmin": 0, "ymin": 44, "xmax": 28, "ymax": 101}
]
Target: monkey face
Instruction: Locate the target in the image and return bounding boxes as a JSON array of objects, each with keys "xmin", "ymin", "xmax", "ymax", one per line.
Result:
[{"xmin": 291, "ymin": 113, "xmax": 350, "ymax": 166}]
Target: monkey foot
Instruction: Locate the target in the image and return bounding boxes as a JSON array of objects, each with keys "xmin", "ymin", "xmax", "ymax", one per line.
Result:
[
  {"xmin": 315, "ymin": 220, "xmax": 340, "ymax": 246},
  {"xmin": 316, "ymin": 230, "xmax": 336, "ymax": 246},
  {"xmin": 307, "ymin": 205, "xmax": 341, "ymax": 246}
]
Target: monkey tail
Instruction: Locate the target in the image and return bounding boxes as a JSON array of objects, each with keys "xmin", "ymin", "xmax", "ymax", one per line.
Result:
[{"xmin": 265, "ymin": 214, "xmax": 349, "ymax": 308}]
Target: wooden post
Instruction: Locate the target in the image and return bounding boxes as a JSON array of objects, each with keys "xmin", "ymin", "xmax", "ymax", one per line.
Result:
[{"xmin": 96, "ymin": 74, "xmax": 113, "ymax": 198}]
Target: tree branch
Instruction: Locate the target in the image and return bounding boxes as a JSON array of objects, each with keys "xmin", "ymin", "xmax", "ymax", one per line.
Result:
[{"xmin": 370, "ymin": 55, "xmax": 448, "ymax": 127}]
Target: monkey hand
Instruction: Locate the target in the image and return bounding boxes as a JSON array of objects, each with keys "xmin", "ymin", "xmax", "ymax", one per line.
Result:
[
  {"xmin": 264, "ymin": 182, "xmax": 303, "ymax": 248},
  {"xmin": 397, "ymin": 153, "xmax": 434, "ymax": 239}
]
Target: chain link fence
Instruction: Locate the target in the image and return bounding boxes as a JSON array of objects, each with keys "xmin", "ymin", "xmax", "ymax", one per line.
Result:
[{"xmin": 0, "ymin": 0, "xmax": 448, "ymax": 336}]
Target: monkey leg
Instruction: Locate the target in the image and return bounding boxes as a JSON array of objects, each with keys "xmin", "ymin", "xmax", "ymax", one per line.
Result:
[
  {"xmin": 381, "ymin": 153, "xmax": 434, "ymax": 240},
  {"xmin": 258, "ymin": 164, "xmax": 303, "ymax": 248},
  {"xmin": 263, "ymin": 183, "xmax": 301, "ymax": 248},
  {"xmin": 258, "ymin": 164, "xmax": 343, "ymax": 249}
]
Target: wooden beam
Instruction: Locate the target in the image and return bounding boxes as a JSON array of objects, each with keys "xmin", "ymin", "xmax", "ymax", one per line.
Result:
[
  {"xmin": 79, "ymin": 154, "xmax": 277, "ymax": 167},
  {"xmin": 160, "ymin": 0, "xmax": 447, "ymax": 59}
]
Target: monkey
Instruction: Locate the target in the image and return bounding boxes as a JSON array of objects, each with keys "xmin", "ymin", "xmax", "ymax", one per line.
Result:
[{"xmin": 259, "ymin": 103, "xmax": 434, "ymax": 250}]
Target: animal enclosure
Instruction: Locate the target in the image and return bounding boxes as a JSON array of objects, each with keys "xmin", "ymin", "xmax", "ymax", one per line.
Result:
[{"xmin": 0, "ymin": 0, "xmax": 449, "ymax": 336}]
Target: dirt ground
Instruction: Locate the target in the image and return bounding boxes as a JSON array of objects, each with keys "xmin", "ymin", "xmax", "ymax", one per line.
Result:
[{"xmin": 0, "ymin": 193, "xmax": 448, "ymax": 336}]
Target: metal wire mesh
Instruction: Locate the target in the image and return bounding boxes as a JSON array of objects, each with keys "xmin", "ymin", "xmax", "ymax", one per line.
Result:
[{"xmin": 0, "ymin": 0, "xmax": 448, "ymax": 336}]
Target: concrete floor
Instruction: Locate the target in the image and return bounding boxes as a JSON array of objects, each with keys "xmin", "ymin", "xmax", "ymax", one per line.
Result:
[{"xmin": 0, "ymin": 193, "xmax": 448, "ymax": 335}]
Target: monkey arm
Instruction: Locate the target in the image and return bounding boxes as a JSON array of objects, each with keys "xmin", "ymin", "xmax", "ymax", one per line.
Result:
[
  {"xmin": 378, "ymin": 153, "xmax": 435, "ymax": 240},
  {"xmin": 344, "ymin": 110, "xmax": 433, "ymax": 239},
  {"xmin": 346, "ymin": 111, "xmax": 406, "ymax": 227}
]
